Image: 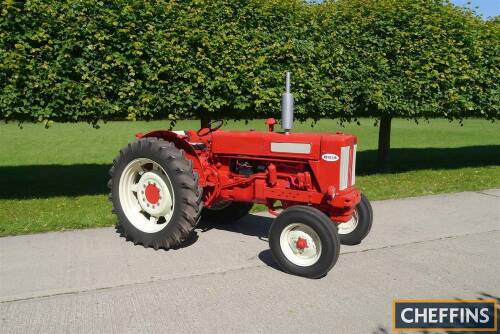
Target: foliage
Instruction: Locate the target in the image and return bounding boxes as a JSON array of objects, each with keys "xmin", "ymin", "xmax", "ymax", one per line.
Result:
[
  {"xmin": 0, "ymin": 0, "xmax": 498, "ymax": 124},
  {"xmin": 318, "ymin": 0, "xmax": 500, "ymax": 121}
]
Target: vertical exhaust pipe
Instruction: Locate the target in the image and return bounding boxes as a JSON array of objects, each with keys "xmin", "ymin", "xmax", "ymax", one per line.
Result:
[{"xmin": 281, "ymin": 71, "xmax": 294, "ymax": 135}]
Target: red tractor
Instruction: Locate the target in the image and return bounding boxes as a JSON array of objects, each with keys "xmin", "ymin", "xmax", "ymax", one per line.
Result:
[{"xmin": 109, "ymin": 73, "xmax": 373, "ymax": 278}]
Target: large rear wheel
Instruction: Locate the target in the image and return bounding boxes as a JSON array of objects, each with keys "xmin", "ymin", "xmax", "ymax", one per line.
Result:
[{"xmin": 109, "ymin": 138, "xmax": 203, "ymax": 249}]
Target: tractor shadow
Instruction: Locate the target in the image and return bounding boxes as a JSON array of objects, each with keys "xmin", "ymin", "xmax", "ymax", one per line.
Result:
[
  {"xmin": 197, "ymin": 213, "xmax": 273, "ymax": 242},
  {"xmin": 196, "ymin": 213, "xmax": 283, "ymax": 271}
]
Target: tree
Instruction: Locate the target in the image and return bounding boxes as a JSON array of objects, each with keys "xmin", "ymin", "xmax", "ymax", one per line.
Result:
[
  {"xmin": 1, "ymin": 0, "xmax": 498, "ymax": 168},
  {"xmin": 319, "ymin": 0, "xmax": 499, "ymax": 168}
]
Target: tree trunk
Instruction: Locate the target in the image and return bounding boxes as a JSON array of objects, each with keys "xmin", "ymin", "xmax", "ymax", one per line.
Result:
[
  {"xmin": 200, "ymin": 114, "xmax": 211, "ymax": 129},
  {"xmin": 377, "ymin": 115, "xmax": 392, "ymax": 171}
]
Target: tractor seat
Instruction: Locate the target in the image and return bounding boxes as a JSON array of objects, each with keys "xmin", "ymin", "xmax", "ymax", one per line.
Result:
[{"xmin": 189, "ymin": 142, "xmax": 207, "ymax": 150}]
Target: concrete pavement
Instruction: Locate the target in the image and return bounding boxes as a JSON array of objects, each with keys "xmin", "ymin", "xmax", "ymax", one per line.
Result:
[{"xmin": 1, "ymin": 190, "xmax": 499, "ymax": 333}]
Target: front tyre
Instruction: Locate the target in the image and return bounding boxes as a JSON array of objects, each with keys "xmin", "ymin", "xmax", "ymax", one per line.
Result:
[
  {"xmin": 269, "ymin": 206, "xmax": 340, "ymax": 278},
  {"xmin": 109, "ymin": 138, "xmax": 203, "ymax": 250},
  {"xmin": 337, "ymin": 193, "xmax": 373, "ymax": 245}
]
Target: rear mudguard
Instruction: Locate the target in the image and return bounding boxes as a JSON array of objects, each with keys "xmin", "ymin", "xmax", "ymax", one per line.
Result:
[{"xmin": 137, "ymin": 130, "xmax": 206, "ymax": 186}]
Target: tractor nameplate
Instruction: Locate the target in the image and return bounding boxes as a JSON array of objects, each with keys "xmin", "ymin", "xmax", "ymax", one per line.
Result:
[
  {"xmin": 321, "ymin": 153, "xmax": 339, "ymax": 162},
  {"xmin": 270, "ymin": 142, "xmax": 311, "ymax": 154}
]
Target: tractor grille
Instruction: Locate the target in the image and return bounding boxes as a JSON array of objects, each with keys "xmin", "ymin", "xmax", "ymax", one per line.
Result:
[
  {"xmin": 339, "ymin": 144, "xmax": 356, "ymax": 190},
  {"xmin": 352, "ymin": 144, "xmax": 357, "ymax": 186}
]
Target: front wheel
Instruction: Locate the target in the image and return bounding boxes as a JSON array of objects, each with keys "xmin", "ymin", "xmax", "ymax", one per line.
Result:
[
  {"xmin": 337, "ymin": 193, "xmax": 373, "ymax": 245},
  {"xmin": 269, "ymin": 206, "xmax": 340, "ymax": 278}
]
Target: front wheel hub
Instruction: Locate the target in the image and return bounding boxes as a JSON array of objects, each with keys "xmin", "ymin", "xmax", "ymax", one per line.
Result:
[
  {"xmin": 280, "ymin": 223, "xmax": 322, "ymax": 267},
  {"xmin": 296, "ymin": 237, "xmax": 308, "ymax": 250}
]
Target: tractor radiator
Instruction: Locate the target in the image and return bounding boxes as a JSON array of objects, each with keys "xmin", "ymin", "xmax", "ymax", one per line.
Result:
[{"xmin": 339, "ymin": 144, "xmax": 356, "ymax": 190}]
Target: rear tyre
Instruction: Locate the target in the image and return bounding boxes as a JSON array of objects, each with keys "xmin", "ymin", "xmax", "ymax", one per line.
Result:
[
  {"xmin": 337, "ymin": 193, "xmax": 373, "ymax": 245},
  {"xmin": 201, "ymin": 201, "xmax": 253, "ymax": 223},
  {"xmin": 269, "ymin": 206, "xmax": 340, "ymax": 278},
  {"xmin": 109, "ymin": 138, "xmax": 203, "ymax": 250}
]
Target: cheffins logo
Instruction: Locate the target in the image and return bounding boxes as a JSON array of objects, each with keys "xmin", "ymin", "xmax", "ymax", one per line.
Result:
[
  {"xmin": 393, "ymin": 299, "xmax": 497, "ymax": 332},
  {"xmin": 322, "ymin": 153, "xmax": 339, "ymax": 162}
]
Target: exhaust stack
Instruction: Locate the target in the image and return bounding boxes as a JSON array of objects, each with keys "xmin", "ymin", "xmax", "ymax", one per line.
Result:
[{"xmin": 281, "ymin": 72, "xmax": 294, "ymax": 135}]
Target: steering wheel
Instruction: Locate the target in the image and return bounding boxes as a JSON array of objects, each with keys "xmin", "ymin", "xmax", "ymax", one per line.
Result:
[{"xmin": 197, "ymin": 119, "xmax": 224, "ymax": 137}]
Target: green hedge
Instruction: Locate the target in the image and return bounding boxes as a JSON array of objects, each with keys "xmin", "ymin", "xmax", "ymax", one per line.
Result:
[{"xmin": 0, "ymin": 0, "xmax": 498, "ymax": 125}]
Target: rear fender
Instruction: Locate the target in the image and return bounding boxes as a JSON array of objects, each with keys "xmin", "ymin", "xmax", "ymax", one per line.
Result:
[{"xmin": 138, "ymin": 130, "xmax": 206, "ymax": 185}]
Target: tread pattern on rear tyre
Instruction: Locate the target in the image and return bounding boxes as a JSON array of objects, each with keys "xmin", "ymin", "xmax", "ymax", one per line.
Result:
[{"xmin": 108, "ymin": 137, "xmax": 203, "ymax": 250}]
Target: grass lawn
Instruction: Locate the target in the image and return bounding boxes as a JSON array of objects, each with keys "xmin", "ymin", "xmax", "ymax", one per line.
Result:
[{"xmin": 1, "ymin": 118, "xmax": 499, "ymax": 236}]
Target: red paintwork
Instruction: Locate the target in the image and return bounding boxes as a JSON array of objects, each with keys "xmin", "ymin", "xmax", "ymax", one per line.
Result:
[
  {"xmin": 296, "ymin": 237, "xmax": 308, "ymax": 250},
  {"xmin": 138, "ymin": 124, "xmax": 361, "ymax": 223},
  {"xmin": 145, "ymin": 184, "xmax": 160, "ymax": 204},
  {"xmin": 265, "ymin": 118, "xmax": 277, "ymax": 132},
  {"xmin": 212, "ymin": 131, "xmax": 321, "ymax": 159}
]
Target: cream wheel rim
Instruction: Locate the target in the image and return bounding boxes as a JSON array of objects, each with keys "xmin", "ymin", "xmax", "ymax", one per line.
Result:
[
  {"xmin": 337, "ymin": 210, "xmax": 359, "ymax": 235},
  {"xmin": 279, "ymin": 223, "xmax": 322, "ymax": 267},
  {"xmin": 118, "ymin": 158, "xmax": 175, "ymax": 233}
]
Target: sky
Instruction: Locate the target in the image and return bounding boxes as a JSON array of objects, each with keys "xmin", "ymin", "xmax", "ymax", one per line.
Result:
[
  {"xmin": 308, "ymin": 0, "xmax": 499, "ymax": 18},
  {"xmin": 451, "ymin": 0, "xmax": 499, "ymax": 18}
]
